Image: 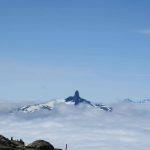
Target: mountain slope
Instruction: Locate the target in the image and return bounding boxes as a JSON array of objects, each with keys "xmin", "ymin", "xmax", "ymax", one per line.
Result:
[
  {"xmin": 65, "ymin": 90, "xmax": 112, "ymax": 111},
  {"xmin": 17, "ymin": 91, "xmax": 112, "ymax": 113}
]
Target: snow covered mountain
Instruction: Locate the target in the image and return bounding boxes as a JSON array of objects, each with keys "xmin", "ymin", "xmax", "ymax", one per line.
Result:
[
  {"xmin": 123, "ymin": 98, "xmax": 150, "ymax": 104},
  {"xmin": 17, "ymin": 91, "xmax": 112, "ymax": 113}
]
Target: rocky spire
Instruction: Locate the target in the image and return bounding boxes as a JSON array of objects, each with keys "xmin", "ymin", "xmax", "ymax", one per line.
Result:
[
  {"xmin": 73, "ymin": 90, "xmax": 80, "ymax": 105},
  {"xmin": 65, "ymin": 90, "xmax": 92, "ymax": 106}
]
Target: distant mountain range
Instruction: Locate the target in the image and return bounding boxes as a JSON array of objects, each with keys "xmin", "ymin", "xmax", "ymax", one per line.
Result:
[
  {"xmin": 123, "ymin": 98, "xmax": 150, "ymax": 103},
  {"xmin": 17, "ymin": 90, "xmax": 112, "ymax": 113},
  {"xmin": 9, "ymin": 91, "xmax": 150, "ymax": 115}
]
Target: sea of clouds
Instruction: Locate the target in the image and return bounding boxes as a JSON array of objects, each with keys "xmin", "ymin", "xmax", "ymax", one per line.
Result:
[{"xmin": 0, "ymin": 101, "xmax": 150, "ymax": 150}]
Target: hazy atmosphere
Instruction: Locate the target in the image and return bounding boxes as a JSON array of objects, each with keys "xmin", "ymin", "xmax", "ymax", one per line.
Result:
[
  {"xmin": 1, "ymin": 0, "xmax": 150, "ymax": 102},
  {"xmin": 1, "ymin": 1, "xmax": 150, "ymax": 150}
]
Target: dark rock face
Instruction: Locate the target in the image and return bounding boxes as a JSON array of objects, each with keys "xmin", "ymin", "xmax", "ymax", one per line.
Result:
[
  {"xmin": 65, "ymin": 90, "xmax": 92, "ymax": 105},
  {"xmin": 0, "ymin": 135, "xmax": 62, "ymax": 150},
  {"xmin": 27, "ymin": 140, "xmax": 54, "ymax": 150},
  {"xmin": 0, "ymin": 135, "xmax": 17, "ymax": 148},
  {"xmin": 73, "ymin": 90, "xmax": 80, "ymax": 103},
  {"xmin": 65, "ymin": 90, "xmax": 112, "ymax": 111},
  {"xmin": 95, "ymin": 104, "xmax": 113, "ymax": 111}
]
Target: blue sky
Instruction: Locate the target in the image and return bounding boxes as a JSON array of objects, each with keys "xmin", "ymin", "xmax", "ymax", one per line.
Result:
[{"xmin": 0, "ymin": 0, "xmax": 150, "ymax": 102}]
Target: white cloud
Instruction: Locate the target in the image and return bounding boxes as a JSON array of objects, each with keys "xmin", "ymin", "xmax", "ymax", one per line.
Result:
[
  {"xmin": 138, "ymin": 29, "xmax": 150, "ymax": 34},
  {"xmin": 0, "ymin": 102, "xmax": 150, "ymax": 150}
]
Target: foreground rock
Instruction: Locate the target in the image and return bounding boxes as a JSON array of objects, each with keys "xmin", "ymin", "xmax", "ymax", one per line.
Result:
[
  {"xmin": 27, "ymin": 140, "xmax": 55, "ymax": 150},
  {"xmin": 0, "ymin": 134, "xmax": 24, "ymax": 150},
  {"xmin": 0, "ymin": 134, "xmax": 62, "ymax": 150}
]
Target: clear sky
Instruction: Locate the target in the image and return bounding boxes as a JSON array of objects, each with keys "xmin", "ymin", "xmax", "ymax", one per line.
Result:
[{"xmin": 0, "ymin": 0, "xmax": 150, "ymax": 103}]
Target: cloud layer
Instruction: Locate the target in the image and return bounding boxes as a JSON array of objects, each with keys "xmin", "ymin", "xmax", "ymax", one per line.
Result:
[{"xmin": 0, "ymin": 102, "xmax": 150, "ymax": 150}]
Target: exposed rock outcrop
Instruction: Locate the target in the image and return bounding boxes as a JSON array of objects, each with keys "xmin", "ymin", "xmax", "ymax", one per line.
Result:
[
  {"xmin": 0, "ymin": 134, "xmax": 62, "ymax": 150},
  {"xmin": 27, "ymin": 140, "xmax": 54, "ymax": 150}
]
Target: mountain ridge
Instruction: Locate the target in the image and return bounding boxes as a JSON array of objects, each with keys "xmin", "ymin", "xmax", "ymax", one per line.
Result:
[{"xmin": 17, "ymin": 91, "xmax": 112, "ymax": 113}]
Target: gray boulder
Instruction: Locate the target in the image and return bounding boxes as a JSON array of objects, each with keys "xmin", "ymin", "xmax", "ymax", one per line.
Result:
[{"xmin": 27, "ymin": 140, "xmax": 54, "ymax": 150}]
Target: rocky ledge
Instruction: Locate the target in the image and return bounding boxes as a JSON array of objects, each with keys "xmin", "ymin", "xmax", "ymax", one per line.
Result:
[{"xmin": 0, "ymin": 134, "xmax": 62, "ymax": 150}]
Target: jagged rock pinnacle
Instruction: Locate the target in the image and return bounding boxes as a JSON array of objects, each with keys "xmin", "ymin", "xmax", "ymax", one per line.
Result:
[
  {"xmin": 74, "ymin": 90, "xmax": 79, "ymax": 98},
  {"xmin": 73, "ymin": 90, "xmax": 80, "ymax": 105}
]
